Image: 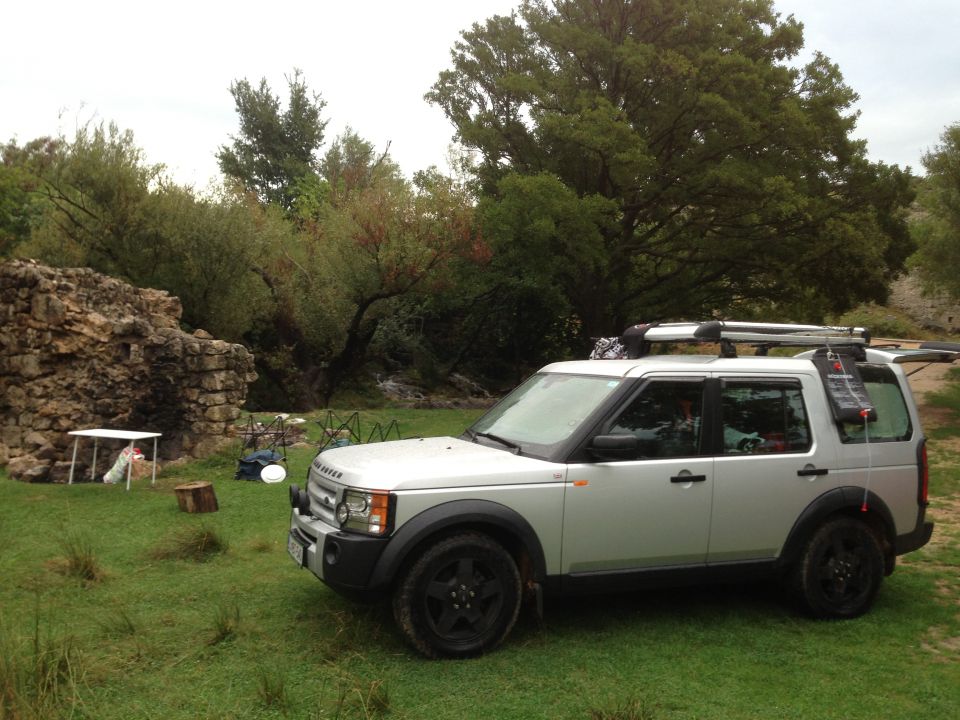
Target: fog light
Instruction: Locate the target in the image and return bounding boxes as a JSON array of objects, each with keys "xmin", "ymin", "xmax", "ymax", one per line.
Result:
[{"xmin": 324, "ymin": 539, "xmax": 341, "ymax": 566}]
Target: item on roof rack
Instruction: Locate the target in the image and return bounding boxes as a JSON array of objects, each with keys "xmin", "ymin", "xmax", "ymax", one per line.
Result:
[
  {"xmin": 589, "ymin": 320, "xmax": 870, "ymax": 360},
  {"xmin": 589, "ymin": 336, "xmax": 627, "ymax": 359}
]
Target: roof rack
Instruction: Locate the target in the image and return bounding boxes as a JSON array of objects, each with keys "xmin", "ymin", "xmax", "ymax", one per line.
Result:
[{"xmin": 620, "ymin": 320, "xmax": 869, "ymax": 359}]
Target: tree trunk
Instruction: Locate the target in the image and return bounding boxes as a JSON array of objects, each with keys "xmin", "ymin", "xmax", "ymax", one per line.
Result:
[{"xmin": 321, "ymin": 297, "xmax": 386, "ymax": 406}]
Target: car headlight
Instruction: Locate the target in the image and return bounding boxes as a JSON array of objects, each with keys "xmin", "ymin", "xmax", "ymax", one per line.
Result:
[{"xmin": 335, "ymin": 488, "xmax": 394, "ymax": 536}]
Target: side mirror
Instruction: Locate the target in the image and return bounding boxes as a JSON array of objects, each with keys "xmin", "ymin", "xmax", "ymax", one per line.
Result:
[{"xmin": 588, "ymin": 434, "xmax": 638, "ymax": 461}]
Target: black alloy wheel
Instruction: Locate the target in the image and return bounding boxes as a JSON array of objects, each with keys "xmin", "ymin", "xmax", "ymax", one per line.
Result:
[
  {"xmin": 393, "ymin": 532, "xmax": 521, "ymax": 658},
  {"xmin": 796, "ymin": 516, "xmax": 885, "ymax": 619}
]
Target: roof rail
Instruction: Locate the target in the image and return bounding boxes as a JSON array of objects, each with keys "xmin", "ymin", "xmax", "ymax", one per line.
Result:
[{"xmin": 619, "ymin": 321, "xmax": 869, "ymax": 359}]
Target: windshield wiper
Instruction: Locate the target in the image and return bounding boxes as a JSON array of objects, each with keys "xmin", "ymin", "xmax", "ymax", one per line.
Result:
[{"xmin": 470, "ymin": 431, "xmax": 521, "ymax": 455}]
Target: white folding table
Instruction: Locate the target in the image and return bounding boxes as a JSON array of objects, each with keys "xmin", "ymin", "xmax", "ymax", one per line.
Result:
[{"xmin": 67, "ymin": 429, "xmax": 162, "ymax": 491}]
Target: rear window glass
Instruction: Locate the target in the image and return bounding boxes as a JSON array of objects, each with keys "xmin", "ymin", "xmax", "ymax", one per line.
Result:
[{"xmin": 840, "ymin": 364, "xmax": 912, "ymax": 443}]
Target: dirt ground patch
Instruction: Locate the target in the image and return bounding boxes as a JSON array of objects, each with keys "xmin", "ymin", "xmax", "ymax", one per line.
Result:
[
  {"xmin": 904, "ymin": 361, "xmax": 954, "ymax": 413},
  {"xmin": 907, "ymin": 363, "xmax": 960, "ymax": 540},
  {"xmin": 902, "ymin": 361, "xmax": 960, "ymax": 659},
  {"xmin": 922, "ymin": 625, "xmax": 960, "ymax": 663}
]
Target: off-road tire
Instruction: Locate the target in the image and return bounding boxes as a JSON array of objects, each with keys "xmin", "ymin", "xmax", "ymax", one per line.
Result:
[
  {"xmin": 794, "ymin": 516, "xmax": 884, "ymax": 619},
  {"xmin": 392, "ymin": 532, "xmax": 521, "ymax": 659}
]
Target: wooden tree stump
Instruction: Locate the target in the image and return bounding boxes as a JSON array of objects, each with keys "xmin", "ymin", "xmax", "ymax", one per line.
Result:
[{"xmin": 174, "ymin": 481, "xmax": 219, "ymax": 513}]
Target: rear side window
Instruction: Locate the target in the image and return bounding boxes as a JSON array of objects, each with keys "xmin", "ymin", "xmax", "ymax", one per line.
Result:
[
  {"xmin": 720, "ymin": 380, "xmax": 811, "ymax": 454},
  {"xmin": 840, "ymin": 364, "xmax": 912, "ymax": 443}
]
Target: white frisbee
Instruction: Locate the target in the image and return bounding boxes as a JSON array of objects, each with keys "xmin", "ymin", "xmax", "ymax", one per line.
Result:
[{"xmin": 260, "ymin": 463, "xmax": 287, "ymax": 483}]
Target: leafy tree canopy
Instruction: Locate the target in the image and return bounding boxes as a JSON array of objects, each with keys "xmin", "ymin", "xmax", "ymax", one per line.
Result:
[
  {"xmin": 911, "ymin": 123, "xmax": 960, "ymax": 297},
  {"xmin": 429, "ymin": 0, "xmax": 914, "ymax": 338},
  {"xmin": 217, "ymin": 69, "xmax": 328, "ymax": 211},
  {"xmin": 262, "ymin": 130, "xmax": 482, "ymax": 406}
]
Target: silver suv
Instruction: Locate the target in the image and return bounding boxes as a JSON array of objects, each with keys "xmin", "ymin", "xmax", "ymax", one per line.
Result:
[{"xmin": 287, "ymin": 322, "xmax": 942, "ymax": 658}]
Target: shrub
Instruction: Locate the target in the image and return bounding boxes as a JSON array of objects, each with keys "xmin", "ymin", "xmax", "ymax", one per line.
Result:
[{"xmin": 831, "ymin": 304, "xmax": 926, "ymax": 339}]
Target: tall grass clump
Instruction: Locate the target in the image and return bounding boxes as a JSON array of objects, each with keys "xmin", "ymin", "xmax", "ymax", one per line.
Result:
[
  {"xmin": 330, "ymin": 678, "xmax": 390, "ymax": 719},
  {"xmin": 0, "ymin": 616, "xmax": 84, "ymax": 720},
  {"xmin": 97, "ymin": 607, "xmax": 138, "ymax": 639},
  {"xmin": 209, "ymin": 601, "xmax": 241, "ymax": 645},
  {"xmin": 255, "ymin": 667, "xmax": 289, "ymax": 713},
  {"xmin": 151, "ymin": 523, "xmax": 228, "ymax": 562},
  {"xmin": 588, "ymin": 698, "xmax": 659, "ymax": 720},
  {"xmin": 60, "ymin": 531, "xmax": 104, "ymax": 585}
]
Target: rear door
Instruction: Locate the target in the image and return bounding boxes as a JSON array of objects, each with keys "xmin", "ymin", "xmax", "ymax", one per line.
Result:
[
  {"xmin": 833, "ymin": 362, "xmax": 920, "ymax": 536},
  {"xmin": 707, "ymin": 373, "xmax": 839, "ymax": 562},
  {"xmin": 561, "ymin": 375, "xmax": 713, "ymax": 574}
]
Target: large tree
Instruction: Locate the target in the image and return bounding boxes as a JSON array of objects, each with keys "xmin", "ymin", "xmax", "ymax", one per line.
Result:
[
  {"xmin": 429, "ymin": 0, "xmax": 914, "ymax": 340},
  {"xmin": 217, "ymin": 69, "xmax": 328, "ymax": 211},
  {"xmin": 273, "ymin": 131, "xmax": 482, "ymax": 406},
  {"xmin": 911, "ymin": 123, "xmax": 960, "ymax": 298}
]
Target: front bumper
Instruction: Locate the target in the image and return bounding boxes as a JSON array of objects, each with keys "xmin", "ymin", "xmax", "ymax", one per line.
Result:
[{"xmin": 289, "ymin": 510, "xmax": 389, "ymax": 597}]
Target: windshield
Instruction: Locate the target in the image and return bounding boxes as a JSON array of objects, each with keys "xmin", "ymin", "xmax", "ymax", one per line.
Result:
[{"xmin": 469, "ymin": 373, "xmax": 622, "ymax": 457}]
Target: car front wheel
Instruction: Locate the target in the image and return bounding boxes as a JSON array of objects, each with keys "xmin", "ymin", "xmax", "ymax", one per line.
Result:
[{"xmin": 393, "ymin": 532, "xmax": 521, "ymax": 658}]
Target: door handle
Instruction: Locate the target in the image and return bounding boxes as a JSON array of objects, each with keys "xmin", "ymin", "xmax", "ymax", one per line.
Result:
[
  {"xmin": 671, "ymin": 474, "xmax": 707, "ymax": 483},
  {"xmin": 796, "ymin": 467, "xmax": 828, "ymax": 477}
]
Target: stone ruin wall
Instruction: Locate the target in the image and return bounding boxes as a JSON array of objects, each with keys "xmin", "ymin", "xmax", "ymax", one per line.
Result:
[{"xmin": 0, "ymin": 259, "xmax": 257, "ymax": 482}]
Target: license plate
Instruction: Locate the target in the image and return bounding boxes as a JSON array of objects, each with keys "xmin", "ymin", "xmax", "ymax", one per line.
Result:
[{"xmin": 287, "ymin": 531, "xmax": 307, "ymax": 567}]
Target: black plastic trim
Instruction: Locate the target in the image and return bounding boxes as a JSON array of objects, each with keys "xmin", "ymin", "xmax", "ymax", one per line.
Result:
[
  {"xmin": 561, "ymin": 558, "xmax": 778, "ymax": 594},
  {"xmin": 320, "ymin": 532, "xmax": 390, "ymax": 592},
  {"xmin": 778, "ymin": 487, "xmax": 896, "ymax": 569},
  {"xmin": 894, "ymin": 521, "xmax": 934, "ymax": 555},
  {"xmin": 366, "ymin": 499, "xmax": 548, "ymax": 591}
]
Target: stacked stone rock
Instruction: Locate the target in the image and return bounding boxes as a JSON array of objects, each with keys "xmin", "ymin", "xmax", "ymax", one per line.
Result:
[{"xmin": 0, "ymin": 259, "xmax": 257, "ymax": 482}]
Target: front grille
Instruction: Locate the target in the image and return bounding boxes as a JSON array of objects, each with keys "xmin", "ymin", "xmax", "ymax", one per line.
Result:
[{"xmin": 309, "ymin": 476, "xmax": 338, "ymax": 525}]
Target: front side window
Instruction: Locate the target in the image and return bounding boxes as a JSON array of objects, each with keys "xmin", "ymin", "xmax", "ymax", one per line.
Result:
[
  {"xmin": 721, "ymin": 381, "xmax": 811, "ymax": 454},
  {"xmin": 839, "ymin": 364, "xmax": 912, "ymax": 443},
  {"xmin": 608, "ymin": 380, "xmax": 704, "ymax": 458}
]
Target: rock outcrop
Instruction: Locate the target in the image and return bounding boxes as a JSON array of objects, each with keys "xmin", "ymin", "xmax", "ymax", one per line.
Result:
[
  {"xmin": 889, "ymin": 273, "xmax": 960, "ymax": 333},
  {"xmin": 0, "ymin": 259, "xmax": 257, "ymax": 482}
]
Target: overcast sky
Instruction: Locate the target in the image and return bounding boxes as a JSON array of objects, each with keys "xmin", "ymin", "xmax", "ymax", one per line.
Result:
[{"xmin": 2, "ymin": 0, "xmax": 958, "ymax": 188}]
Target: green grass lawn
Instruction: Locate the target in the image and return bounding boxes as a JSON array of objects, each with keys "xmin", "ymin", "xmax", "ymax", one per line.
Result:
[{"xmin": 1, "ymin": 406, "xmax": 958, "ymax": 720}]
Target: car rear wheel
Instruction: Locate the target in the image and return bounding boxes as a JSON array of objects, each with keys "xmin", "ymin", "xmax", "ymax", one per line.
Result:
[
  {"xmin": 795, "ymin": 516, "xmax": 884, "ymax": 618},
  {"xmin": 393, "ymin": 532, "xmax": 521, "ymax": 658}
]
